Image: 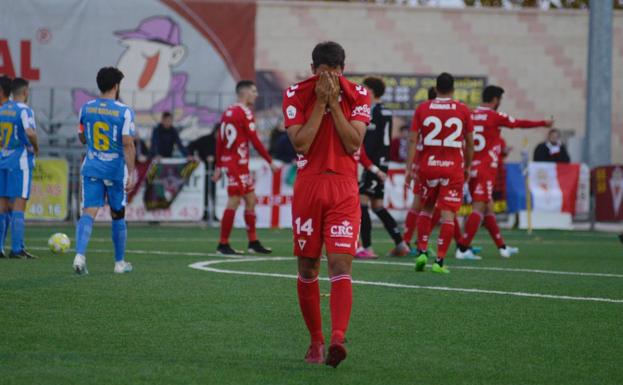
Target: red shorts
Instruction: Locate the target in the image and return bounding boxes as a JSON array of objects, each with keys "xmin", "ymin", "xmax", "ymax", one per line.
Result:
[
  {"xmin": 412, "ymin": 180, "xmax": 423, "ymax": 196},
  {"xmin": 291, "ymin": 175, "xmax": 360, "ymax": 258},
  {"xmin": 418, "ymin": 169, "xmax": 464, "ymax": 212},
  {"xmin": 227, "ymin": 170, "xmax": 254, "ymax": 197},
  {"xmin": 468, "ymin": 167, "xmax": 496, "ymax": 203}
]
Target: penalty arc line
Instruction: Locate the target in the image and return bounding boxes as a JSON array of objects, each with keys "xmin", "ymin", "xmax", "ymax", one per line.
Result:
[{"xmin": 188, "ymin": 257, "xmax": 623, "ymax": 304}]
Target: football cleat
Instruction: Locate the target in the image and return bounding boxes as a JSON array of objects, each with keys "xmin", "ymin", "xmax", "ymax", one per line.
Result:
[
  {"xmin": 325, "ymin": 342, "xmax": 347, "ymax": 368},
  {"xmin": 73, "ymin": 254, "xmax": 88, "ymax": 275},
  {"xmin": 304, "ymin": 342, "xmax": 325, "ymax": 364},
  {"xmin": 21, "ymin": 249, "xmax": 38, "ymax": 259},
  {"xmin": 387, "ymin": 242, "xmax": 410, "ymax": 258},
  {"xmin": 247, "ymin": 240, "xmax": 272, "ymax": 254},
  {"xmin": 414, "ymin": 251, "xmax": 429, "ymax": 272},
  {"xmin": 9, "ymin": 250, "xmax": 35, "ymax": 259},
  {"xmin": 455, "ymin": 248, "xmax": 482, "ymax": 260},
  {"xmin": 432, "ymin": 262, "xmax": 450, "ymax": 274},
  {"xmin": 216, "ymin": 243, "xmax": 243, "ymax": 255},
  {"xmin": 0, "ymin": 251, "xmax": 6, "ymax": 258},
  {"xmin": 355, "ymin": 247, "xmax": 377, "ymax": 259},
  {"xmin": 499, "ymin": 245, "xmax": 519, "ymax": 258},
  {"xmin": 114, "ymin": 261, "xmax": 133, "ymax": 274}
]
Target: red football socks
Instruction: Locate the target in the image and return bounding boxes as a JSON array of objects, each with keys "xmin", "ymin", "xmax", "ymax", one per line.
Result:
[
  {"xmin": 297, "ymin": 275, "xmax": 324, "ymax": 344},
  {"xmin": 484, "ymin": 214, "xmax": 505, "ymax": 248},
  {"xmin": 461, "ymin": 211, "xmax": 483, "ymax": 247},
  {"xmin": 454, "ymin": 217, "xmax": 462, "ymax": 243},
  {"xmin": 431, "ymin": 209, "xmax": 441, "ymax": 228},
  {"xmin": 416, "ymin": 212, "xmax": 432, "ymax": 251},
  {"xmin": 437, "ymin": 220, "xmax": 455, "ymax": 259},
  {"xmin": 219, "ymin": 208, "xmax": 235, "ymax": 244},
  {"xmin": 244, "ymin": 210, "xmax": 258, "ymax": 242},
  {"xmin": 403, "ymin": 209, "xmax": 418, "ymax": 244},
  {"xmin": 329, "ymin": 275, "xmax": 352, "ymax": 344}
]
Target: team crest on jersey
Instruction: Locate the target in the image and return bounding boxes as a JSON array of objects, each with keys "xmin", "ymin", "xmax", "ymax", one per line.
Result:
[
  {"xmin": 298, "ymin": 239, "xmax": 307, "ymax": 250},
  {"xmin": 286, "ymin": 105, "xmax": 297, "ymax": 119}
]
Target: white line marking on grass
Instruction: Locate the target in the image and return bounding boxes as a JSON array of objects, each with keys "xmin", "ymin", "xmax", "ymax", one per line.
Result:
[{"xmin": 188, "ymin": 257, "xmax": 623, "ymax": 304}]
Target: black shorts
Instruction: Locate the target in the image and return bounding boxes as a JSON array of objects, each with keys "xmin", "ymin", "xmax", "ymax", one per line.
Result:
[{"xmin": 358, "ymin": 170, "xmax": 385, "ymax": 200}]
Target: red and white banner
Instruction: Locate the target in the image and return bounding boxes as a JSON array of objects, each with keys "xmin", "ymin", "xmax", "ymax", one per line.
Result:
[{"xmin": 528, "ymin": 162, "xmax": 582, "ymax": 214}]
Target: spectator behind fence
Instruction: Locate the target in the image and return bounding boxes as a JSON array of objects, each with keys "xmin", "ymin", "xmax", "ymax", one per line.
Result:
[
  {"xmin": 187, "ymin": 125, "xmax": 218, "ymax": 222},
  {"xmin": 389, "ymin": 124, "xmax": 410, "ymax": 162},
  {"xmin": 268, "ymin": 120, "xmax": 296, "ymax": 163},
  {"xmin": 150, "ymin": 111, "xmax": 190, "ymax": 160},
  {"xmin": 533, "ymin": 128, "xmax": 570, "ymax": 163},
  {"xmin": 134, "ymin": 136, "xmax": 149, "ymax": 163}
]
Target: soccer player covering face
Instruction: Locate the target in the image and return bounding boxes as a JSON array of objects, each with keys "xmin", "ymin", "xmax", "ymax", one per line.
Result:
[
  {"xmin": 355, "ymin": 77, "xmax": 410, "ymax": 259},
  {"xmin": 0, "ymin": 78, "xmax": 39, "ymax": 259},
  {"xmin": 282, "ymin": 41, "xmax": 371, "ymax": 367},
  {"xmin": 213, "ymin": 81, "xmax": 276, "ymax": 255},
  {"xmin": 405, "ymin": 73, "xmax": 474, "ymax": 274},
  {"xmin": 455, "ymin": 85, "xmax": 552, "ymax": 260},
  {"xmin": 73, "ymin": 67, "xmax": 136, "ymax": 275}
]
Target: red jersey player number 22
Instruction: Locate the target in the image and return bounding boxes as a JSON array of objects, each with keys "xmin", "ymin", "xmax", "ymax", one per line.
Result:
[
  {"xmin": 283, "ymin": 75, "xmax": 371, "ymax": 258},
  {"xmin": 412, "ymin": 98, "xmax": 473, "ymax": 212}
]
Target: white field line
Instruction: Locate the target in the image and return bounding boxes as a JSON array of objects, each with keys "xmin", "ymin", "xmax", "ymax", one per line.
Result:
[
  {"xmin": 29, "ymin": 246, "xmax": 623, "ymax": 279},
  {"xmin": 188, "ymin": 258, "xmax": 623, "ymax": 304}
]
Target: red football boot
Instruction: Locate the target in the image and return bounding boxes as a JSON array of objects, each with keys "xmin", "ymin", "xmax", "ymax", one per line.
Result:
[
  {"xmin": 304, "ymin": 342, "xmax": 325, "ymax": 364},
  {"xmin": 325, "ymin": 342, "xmax": 347, "ymax": 368}
]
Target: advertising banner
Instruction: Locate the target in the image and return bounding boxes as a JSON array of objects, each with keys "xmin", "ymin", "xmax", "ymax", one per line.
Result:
[
  {"xmin": 592, "ymin": 165, "xmax": 623, "ymax": 222},
  {"xmin": 25, "ymin": 158, "xmax": 69, "ymax": 220}
]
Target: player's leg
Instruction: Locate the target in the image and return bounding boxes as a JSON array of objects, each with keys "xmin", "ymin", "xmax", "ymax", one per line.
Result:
[
  {"xmin": 430, "ymin": 178, "xmax": 466, "ymax": 273},
  {"xmin": 356, "ymin": 193, "xmax": 375, "ymax": 258},
  {"xmin": 6, "ymin": 166, "xmax": 33, "ymax": 258},
  {"xmin": 292, "ymin": 178, "xmax": 325, "ymax": 364},
  {"xmin": 108, "ymin": 178, "xmax": 132, "ymax": 273},
  {"xmin": 326, "ymin": 252, "xmax": 353, "ymax": 368},
  {"xmin": 217, "ymin": 172, "xmax": 242, "ymax": 254},
  {"xmin": 403, "ymin": 188, "xmax": 421, "ymax": 248},
  {"xmin": 432, "ymin": 209, "xmax": 455, "ymax": 274},
  {"xmin": 73, "ymin": 176, "xmax": 104, "ymax": 274},
  {"xmin": 414, "ymin": 200, "xmax": 434, "ymax": 272},
  {"xmin": 0, "ymin": 170, "xmax": 8, "ymax": 258},
  {"xmin": 456, "ymin": 201, "xmax": 485, "ymax": 260},
  {"xmin": 371, "ymin": 198, "xmax": 409, "ymax": 257},
  {"xmin": 243, "ymin": 191, "xmax": 271, "ymax": 254},
  {"xmin": 483, "ymin": 201, "xmax": 517, "ymax": 258}
]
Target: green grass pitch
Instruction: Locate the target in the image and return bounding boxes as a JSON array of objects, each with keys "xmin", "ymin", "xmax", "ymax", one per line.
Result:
[{"xmin": 1, "ymin": 224, "xmax": 622, "ymax": 385}]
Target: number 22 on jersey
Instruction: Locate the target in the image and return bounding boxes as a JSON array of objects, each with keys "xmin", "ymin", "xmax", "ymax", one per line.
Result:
[{"xmin": 422, "ymin": 116, "xmax": 463, "ymax": 148}]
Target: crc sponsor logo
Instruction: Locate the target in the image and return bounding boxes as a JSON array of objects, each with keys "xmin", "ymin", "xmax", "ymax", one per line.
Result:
[
  {"xmin": 427, "ymin": 156, "xmax": 455, "ymax": 168},
  {"xmin": 286, "ymin": 105, "xmax": 297, "ymax": 119},
  {"xmin": 351, "ymin": 104, "xmax": 371, "ymax": 119},
  {"xmin": 330, "ymin": 220, "xmax": 354, "ymax": 237}
]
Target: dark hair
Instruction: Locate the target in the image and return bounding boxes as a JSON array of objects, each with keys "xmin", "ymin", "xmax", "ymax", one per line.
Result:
[
  {"xmin": 236, "ymin": 80, "xmax": 255, "ymax": 94},
  {"xmin": 0, "ymin": 75, "xmax": 11, "ymax": 98},
  {"xmin": 428, "ymin": 86, "xmax": 437, "ymax": 100},
  {"xmin": 162, "ymin": 111, "xmax": 172, "ymax": 119},
  {"xmin": 482, "ymin": 85, "xmax": 505, "ymax": 103},
  {"xmin": 10, "ymin": 78, "xmax": 29, "ymax": 96},
  {"xmin": 435, "ymin": 72, "xmax": 454, "ymax": 94},
  {"xmin": 96, "ymin": 67, "xmax": 124, "ymax": 93},
  {"xmin": 362, "ymin": 77, "xmax": 385, "ymax": 98},
  {"xmin": 312, "ymin": 41, "xmax": 345, "ymax": 69}
]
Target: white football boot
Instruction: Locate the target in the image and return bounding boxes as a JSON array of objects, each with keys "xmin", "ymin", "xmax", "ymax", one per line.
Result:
[
  {"xmin": 114, "ymin": 261, "xmax": 133, "ymax": 274},
  {"xmin": 73, "ymin": 254, "xmax": 88, "ymax": 275},
  {"xmin": 455, "ymin": 248, "xmax": 482, "ymax": 260},
  {"xmin": 499, "ymin": 246, "xmax": 519, "ymax": 258}
]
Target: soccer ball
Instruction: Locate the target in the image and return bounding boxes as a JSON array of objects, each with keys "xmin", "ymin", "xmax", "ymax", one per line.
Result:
[{"xmin": 48, "ymin": 233, "xmax": 71, "ymax": 254}]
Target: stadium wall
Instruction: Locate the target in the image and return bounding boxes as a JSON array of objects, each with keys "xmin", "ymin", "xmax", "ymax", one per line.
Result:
[{"xmin": 256, "ymin": 1, "xmax": 623, "ymax": 164}]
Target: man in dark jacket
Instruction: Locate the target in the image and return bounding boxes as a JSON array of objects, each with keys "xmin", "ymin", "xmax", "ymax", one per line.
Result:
[
  {"xmin": 533, "ymin": 129, "xmax": 570, "ymax": 163},
  {"xmin": 150, "ymin": 112, "xmax": 190, "ymax": 160}
]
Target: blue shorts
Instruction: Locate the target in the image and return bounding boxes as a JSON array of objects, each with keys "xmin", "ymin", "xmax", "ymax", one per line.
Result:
[
  {"xmin": 82, "ymin": 176, "xmax": 126, "ymax": 211},
  {"xmin": 0, "ymin": 167, "xmax": 33, "ymax": 199}
]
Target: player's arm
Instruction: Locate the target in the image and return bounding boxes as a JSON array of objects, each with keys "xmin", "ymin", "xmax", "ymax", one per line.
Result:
[
  {"xmin": 359, "ymin": 146, "xmax": 386, "ymax": 180},
  {"xmin": 500, "ymin": 113, "xmax": 553, "ymax": 129},
  {"xmin": 464, "ymin": 110, "xmax": 474, "ymax": 180},
  {"xmin": 286, "ymin": 75, "xmax": 330, "ymax": 154},
  {"xmin": 245, "ymin": 116, "xmax": 275, "ymax": 169},
  {"xmin": 25, "ymin": 128, "xmax": 38, "ymax": 156},
  {"xmin": 77, "ymin": 107, "xmax": 87, "ymax": 144},
  {"xmin": 122, "ymin": 109, "xmax": 136, "ymax": 191},
  {"xmin": 327, "ymin": 73, "xmax": 367, "ymax": 155},
  {"xmin": 212, "ymin": 124, "xmax": 224, "ymax": 181},
  {"xmin": 405, "ymin": 109, "xmax": 420, "ymax": 187}
]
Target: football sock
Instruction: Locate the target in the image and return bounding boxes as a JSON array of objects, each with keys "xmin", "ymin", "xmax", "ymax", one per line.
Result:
[
  {"xmin": 360, "ymin": 205, "xmax": 372, "ymax": 248},
  {"xmin": 297, "ymin": 275, "xmax": 324, "ymax": 344},
  {"xmin": 0, "ymin": 213, "xmax": 6, "ymax": 251},
  {"xmin": 403, "ymin": 209, "xmax": 418, "ymax": 244},
  {"xmin": 75, "ymin": 215, "xmax": 94, "ymax": 256},
  {"xmin": 437, "ymin": 220, "xmax": 454, "ymax": 259},
  {"xmin": 244, "ymin": 210, "xmax": 257, "ymax": 242},
  {"xmin": 461, "ymin": 211, "xmax": 483, "ymax": 249},
  {"xmin": 373, "ymin": 207, "xmax": 402, "ymax": 245},
  {"xmin": 330, "ymin": 274, "xmax": 352, "ymax": 344},
  {"xmin": 431, "ymin": 208, "xmax": 441, "ymax": 228},
  {"xmin": 3, "ymin": 211, "xmax": 10, "ymax": 248},
  {"xmin": 219, "ymin": 208, "xmax": 235, "ymax": 244},
  {"xmin": 454, "ymin": 217, "xmax": 462, "ymax": 243},
  {"xmin": 484, "ymin": 214, "xmax": 506, "ymax": 248},
  {"xmin": 416, "ymin": 211, "xmax": 432, "ymax": 251},
  {"xmin": 10, "ymin": 211, "xmax": 24, "ymax": 253},
  {"xmin": 112, "ymin": 219, "xmax": 127, "ymax": 262}
]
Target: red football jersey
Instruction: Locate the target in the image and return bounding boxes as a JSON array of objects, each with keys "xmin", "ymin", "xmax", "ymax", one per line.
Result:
[
  {"xmin": 216, "ymin": 103, "xmax": 272, "ymax": 173},
  {"xmin": 471, "ymin": 106, "xmax": 547, "ymax": 170},
  {"xmin": 282, "ymin": 75, "xmax": 371, "ymax": 179},
  {"xmin": 411, "ymin": 98, "xmax": 473, "ymax": 176}
]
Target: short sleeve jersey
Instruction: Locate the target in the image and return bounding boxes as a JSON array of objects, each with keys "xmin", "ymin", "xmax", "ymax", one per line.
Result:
[
  {"xmin": 282, "ymin": 75, "xmax": 371, "ymax": 179},
  {"xmin": 79, "ymin": 98, "xmax": 135, "ymax": 181},
  {"xmin": 217, "ymin": 103, "xmax": 257, "ymax": 173},
  {"xmin": 411, "ymin": 98, "xmax": 473, "ymax": 176},
  {"xmin": 0, "ymin": 100, "xmax": 36, "ymax": 170}
]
